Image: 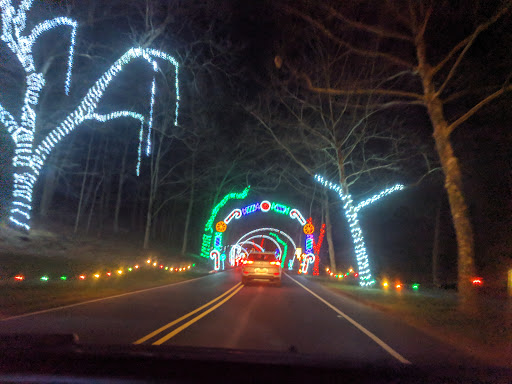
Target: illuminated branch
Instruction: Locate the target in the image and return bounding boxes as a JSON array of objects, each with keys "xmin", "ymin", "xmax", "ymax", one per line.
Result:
[
  {"xmin": 28, "ymin": 17, "xmax": 77, "ymax": 94},
  {"xmin": 85, "ymin": 111, "xmax": 145, "ymax": 175},
  {"xmin": 0, "ymin": 1, "xmax": 180, "ymax": 231}
]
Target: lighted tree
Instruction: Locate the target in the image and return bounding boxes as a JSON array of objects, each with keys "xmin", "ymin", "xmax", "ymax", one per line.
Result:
[
  {"xmin": 0, "ymin": 0, "xmax": 179, "ymax": 231},
  {"xmin": 278, "ymin": 0, "xmax": 511, "ymax": 308}
]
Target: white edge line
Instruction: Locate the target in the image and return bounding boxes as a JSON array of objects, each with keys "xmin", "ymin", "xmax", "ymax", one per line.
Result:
[
  {"xmin": 286, "ymin": 274, "xmax": 412, "ymax": 365},
  {"xmin": 1, "ymin": 274, "xmax": 212, "ymax": 322}
]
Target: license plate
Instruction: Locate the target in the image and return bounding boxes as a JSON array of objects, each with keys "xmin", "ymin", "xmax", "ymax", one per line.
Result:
[{"xmin": 254, "ymin": 268, "xmax": 268, "ymax": 273}]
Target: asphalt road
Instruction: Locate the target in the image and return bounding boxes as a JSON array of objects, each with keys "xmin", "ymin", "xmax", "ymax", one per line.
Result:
[{"xmin": 1, "ymin": 269, "xmax": 478, "ymax": 366}]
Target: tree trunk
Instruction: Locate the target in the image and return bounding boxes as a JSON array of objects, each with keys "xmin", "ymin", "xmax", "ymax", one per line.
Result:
[
  {"xmin": 98, "ymin": 139, "xmax": 111, "ymax": 235},
  {"xmin": 417, "ymin": 36, "xmax": 476, "ymax": 310},
  {"xmin": 113, "ymin": 141, "xmax": 129, "ymax": 233},
  {"xmin": 432, "ymin": 200, "xmax": 441, "ymax": 287},
  {"xmin": 143, "ymin": 192, "xmax": 153, "ymax": 249},
  {"xmin": 74, "ymin": 134, "xmax": 94, "ymax": 233},
  {"xmin": 181, "ymin": 155, "xmax": 195, "ymax": 255},
  {"xmin": 324, "ymin": 194, "xmax": 337, "ymax": 272},
  {"xmin": 433, "ymin": 127, "xmax": 476, "ymax": 310},
  {"xmin": 86, "ymin": 175, "xmax": 103, "ymax": 234},
  {"xmin": 39, "ymin": 164, "xmax": 57, "ymax": 218}
]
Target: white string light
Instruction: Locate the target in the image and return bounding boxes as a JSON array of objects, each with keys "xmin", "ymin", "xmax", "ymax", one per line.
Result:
[
  {"xmin": 85, "ymin": 111, "xmax": 145, "ymax": 175},
  {"xmin": 354, "ymin": 184, "xmax": 404, "ymax": 212},
  {"xmin": 0, "ymin": 1, "xmax": 180, "ymax": 231},
  {"xmin": 315, "ymin": 174, "xmax": 403, "ymax": 287}
]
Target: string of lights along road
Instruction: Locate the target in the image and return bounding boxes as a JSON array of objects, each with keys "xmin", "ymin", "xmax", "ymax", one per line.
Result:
[
  {"xmin": 0, "ymin": 0, "xmax": 180, "ymax": 231},
  {"xmin": 315, "ymin": 174, "xmax": 405, "ymax": 287},
  {"xmin": 5, "ymin": 259, "xmax": 196, "ymax": 283}
]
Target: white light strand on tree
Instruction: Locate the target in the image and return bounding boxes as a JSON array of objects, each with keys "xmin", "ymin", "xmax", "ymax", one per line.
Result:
[
  {"xmin": 314, "ymin": 175, "xmax": 404, "ymax": 286},
  {"xmin": 85, "ymin": 111, "xmax": 145, "ymax": 176},
  {"xmin": 0, "ymin": 0, "xmax": 180, "ymax": 231},
  {"xmin": 354, "ymin": 184, "xmax": 404, "ymax": 212}
]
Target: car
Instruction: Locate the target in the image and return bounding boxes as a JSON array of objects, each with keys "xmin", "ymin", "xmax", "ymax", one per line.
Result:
[{"xmin": 241, "ymin": 251, "xmax": 281, "ymax": 286}]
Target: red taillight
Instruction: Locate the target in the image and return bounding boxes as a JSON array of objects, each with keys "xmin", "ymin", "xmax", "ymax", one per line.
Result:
[
  {"xmin": 273, "ymin": 272, "xmax": 280, "ymax": 276},
  {"xmin": 270, "ymin": 261, "xmax": 280, "ymax": 266},
  {"xmin": 243, "ymin": 271, "xmax": 249, "ymax": 274}
]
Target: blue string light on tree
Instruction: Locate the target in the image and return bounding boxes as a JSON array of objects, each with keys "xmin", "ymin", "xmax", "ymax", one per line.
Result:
[
  {"xmin": 0, "ymin": 0, "xmax": 180, "ymax": 231},
  {"xmin": 314, "ymin": 174, "xmax": 404, "ymax": 287}
]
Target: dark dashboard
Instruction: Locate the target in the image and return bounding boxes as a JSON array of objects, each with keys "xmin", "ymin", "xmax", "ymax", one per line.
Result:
[{"xmin": 0, "ymin": 334, "xmax": 510, "ymax": 384}]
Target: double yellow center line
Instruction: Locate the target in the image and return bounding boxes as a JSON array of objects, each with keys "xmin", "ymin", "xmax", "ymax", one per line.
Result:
[{"xmin": 134, "ymin": 282, "xmax": 244, "ymax": 345}]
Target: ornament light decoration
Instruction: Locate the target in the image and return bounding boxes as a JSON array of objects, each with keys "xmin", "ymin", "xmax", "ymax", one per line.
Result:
[{"xmin": 0, "ymin": 0, "xmax": 180, "ymax": 231}]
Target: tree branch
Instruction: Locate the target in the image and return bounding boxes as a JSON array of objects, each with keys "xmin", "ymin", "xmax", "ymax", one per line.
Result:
[
  {"xmin": 249, "ymin": 110, "xmax": 313, "ymax": 176},
  {"xmin": 295, "ymin": 70, "xmax": 424, "ymax": 100},
  {"xmin": 281, "ymin": 5, "xmax": 415, "ymax": 69},
  {"xmin": 447, "ymin": 85, "xmax": 512, "ymax": 135},
  {"xmin": 322, "ymin": 4, "xmax": 413, "ymax": 42},
  {"xmin": 433, "ymin": 4, "xmax": 511, "ymax": 92}
]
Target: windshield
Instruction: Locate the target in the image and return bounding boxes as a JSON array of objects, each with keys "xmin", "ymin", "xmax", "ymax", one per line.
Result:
[{"xmin": 0, "ymin": 0, "xmax": 510, "ymax": 374}]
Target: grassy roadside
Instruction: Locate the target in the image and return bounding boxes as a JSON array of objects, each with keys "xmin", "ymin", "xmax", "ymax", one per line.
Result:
[
  {"xmin": 0, "ymin": 270, "xmax": 206, "ymax": 319},
  {"xmin": 315, "ymin": 278, "xmax": 511, "ymax": 368}
]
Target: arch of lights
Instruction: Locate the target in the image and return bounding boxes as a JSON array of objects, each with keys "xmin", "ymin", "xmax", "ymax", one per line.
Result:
[
  {"xmin": 0, "ymin": 0, "xmax": 179, "ymax": 231},
  {"xmin": 200, "ymin": 184, "xmax": 312, "ymax": 271},
  {"xmin": 229, "ymin": 241, "xmax": 263, "ymax": 266},
  {"xmin": 243, "ymin": 235, "xmax": 282, "ymax": 258},
  {"xmin": 315, "ymin": 174, "xmax": 404, "ymax": 287},
  {"xmin": 202, "ymin": 196, "xmax": 307, "ymax": 259},
  {"xmin": 226, "ymin": 227, "xmax": 297, "ymax": 270},
  {"xmin": 228, "ymin": 234, "xmax": 283, "ymax": 268}
]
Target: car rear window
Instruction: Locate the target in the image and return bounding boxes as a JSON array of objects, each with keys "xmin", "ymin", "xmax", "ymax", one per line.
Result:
[{"xmin": 248, "ymin": 253, "xmax": 276, "ymax": 262}]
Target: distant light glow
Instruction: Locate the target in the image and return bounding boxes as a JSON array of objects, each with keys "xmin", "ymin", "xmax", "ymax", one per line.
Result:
[{"xmin": 40, "ymin": 275, "xmax": 49, "ymax": 281}]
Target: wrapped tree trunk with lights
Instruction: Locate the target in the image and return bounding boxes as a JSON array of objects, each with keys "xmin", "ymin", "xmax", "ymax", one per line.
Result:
[{"xmin": 0, "ymin": 0, "xmax": 179, "ymax": 233}]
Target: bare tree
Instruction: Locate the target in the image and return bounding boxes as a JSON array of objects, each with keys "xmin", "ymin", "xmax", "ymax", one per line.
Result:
[
  {"xmin": 249, "ymin": 34, "xmax": 422, "ymax": 279},
  {"xmin": 276, "ymin": 0, "xmax": 511, "ymax": 309}
]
